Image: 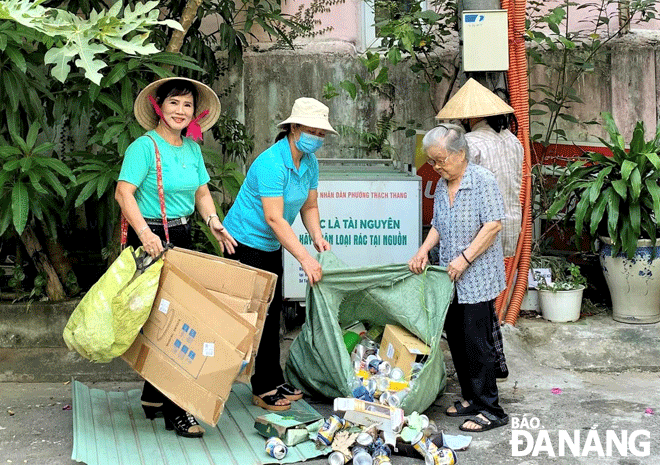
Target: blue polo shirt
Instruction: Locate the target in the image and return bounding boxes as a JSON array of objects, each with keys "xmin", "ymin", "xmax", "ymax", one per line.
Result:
[
  {"xmin": 118, "ymin": 131, "xmax": 210, "ymax": 219},
  {"xmin": 224, "ymin": 137, "xmax": 319, "ymax": 251},
  {"xmin": 432, "ymin": 163, "xmax": 506, "ymax": 304}
]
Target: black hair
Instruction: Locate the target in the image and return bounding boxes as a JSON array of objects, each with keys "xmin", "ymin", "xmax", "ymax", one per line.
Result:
[
  {"xmin": 275, "ymin": 123, "xmax": 293, "ymax": 142},
  {"xmin": 155, "ymin": 79, "xmax": 198, "ymax": 114}
]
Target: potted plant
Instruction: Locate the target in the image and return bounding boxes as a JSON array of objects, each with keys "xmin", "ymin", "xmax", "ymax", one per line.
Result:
[
  {"xmin": 547, "ymin": 112, "xmax": 660, "ymax": 324},
  {"xmin": 533, "ymin": 259, "xmax": 586, "ymax": 322}
]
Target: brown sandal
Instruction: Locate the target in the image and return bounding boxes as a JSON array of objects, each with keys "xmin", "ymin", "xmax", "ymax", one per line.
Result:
[{"xmin": 253, "ymin": 392, "xmax": 291, "ymax": 411}]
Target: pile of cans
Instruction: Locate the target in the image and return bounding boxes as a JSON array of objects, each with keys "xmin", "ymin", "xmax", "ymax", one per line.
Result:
[
  {"xmin": 327, "ymin": 428, "xmax": 393, "ymax": 464},
  {"xmin": 350, "ymin": 336, "xmax": 425, "ymax": 406}
]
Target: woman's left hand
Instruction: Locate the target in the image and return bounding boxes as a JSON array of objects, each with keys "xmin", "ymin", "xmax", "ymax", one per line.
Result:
[
  {"xmin": 210, "ymin": 220, "xmax": 238, "ymax": 255},
  {"xmin": 447, "ymin": 255, "xmax": 469, "ymax": 282},
  {"xmin": 313, "ymin": 236, "xmax": 331, "ymax": 253}
]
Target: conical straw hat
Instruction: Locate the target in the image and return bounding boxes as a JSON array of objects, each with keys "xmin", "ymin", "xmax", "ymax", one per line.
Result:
[
  {"xmin": 435, "ymin": 78, "xmax": 514, "ymax": 120},
  {"xmin": 134, "ymin": 77, "xmax": 221, "ymax": 132}
]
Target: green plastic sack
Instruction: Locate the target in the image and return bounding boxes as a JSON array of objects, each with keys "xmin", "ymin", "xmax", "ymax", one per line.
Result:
[
  {"xmin": 63, "ymin": 246, "xmax": 163, "ymax": 363},
  {"xmin": 285, "ymin": 251, "xmax": 453, "ymax": 415}
]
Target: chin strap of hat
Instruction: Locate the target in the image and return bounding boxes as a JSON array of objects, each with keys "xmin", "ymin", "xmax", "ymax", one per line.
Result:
[
  {"xmin": 185, "ymin": 109, "xmax": 209, "ymax": 142},
  {"xmin": 148, "ymin": 95, "xmax": 208, "ymax": 142}
]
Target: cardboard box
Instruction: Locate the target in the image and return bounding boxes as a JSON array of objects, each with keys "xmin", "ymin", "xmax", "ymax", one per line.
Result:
[
  {"xmin": 254, "ymin": 409, "xmax": 323, "ymax": 446},
  {"xmin": 122, "ymin": 248, "xmax": 277, "ymax": 425},
  {"xmin": 379, "ymin": 324, "xmax": 430, "ymax": 378},
  {"xmin": 164, "ymin": 248, "xmax": 276, "ymax": 384},
  {"xmin": 333, "ymin": 398, "xmax": 405, "ymax": 433}
]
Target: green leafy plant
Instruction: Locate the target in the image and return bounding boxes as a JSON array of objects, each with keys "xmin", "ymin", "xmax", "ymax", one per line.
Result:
[
  {"xmin": 532, "ymin": 255, "xmax": 586, "ymax": 291},
  {"xmin": 0, "ymin": 0, "xmax": 184, "ymax": 84},
  {"xmin": 0, "ymin": 123, "xmax": 75, "ymax": 237},
  {"xmin": 547, "ymin": 112, "xmax": 660, "ymax": 259},
  {"xmin": 526, "ymin": 0, "xmax": 658, "ymax": 145}
]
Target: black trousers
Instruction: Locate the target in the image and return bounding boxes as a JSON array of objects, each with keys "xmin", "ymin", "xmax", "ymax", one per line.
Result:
[
  {"xmin": 226, "ymin": 242, "xmax": 285, "ymax": 395},
  {"xmin": 127, "ymin": 222, "xmax": 192, "ymax": 416},
  {"xmin": 444, "ymin": 295, "xmax": 506, "ymax": 418}
]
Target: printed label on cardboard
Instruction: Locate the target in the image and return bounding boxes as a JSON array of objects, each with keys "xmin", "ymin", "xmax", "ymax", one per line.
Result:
[
  {"xmin": 386, "ymin": 343, "xmax": 395, "ymax": 359},
  {"xmin": 158, "ymin": 299, "xmax": 170, "ymax": 314},
  {"xmin": 203, "ymin": 342, "xmax": 215, "ymax": 357}
]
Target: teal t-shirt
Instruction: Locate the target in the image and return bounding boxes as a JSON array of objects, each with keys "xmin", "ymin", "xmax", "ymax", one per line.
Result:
[
  {"xmin": 118, "ymin": 131, "xmax": 210, "ymax": 219},
  {"xmin": 224, "ymin": 137, "xmax": 319, "ymax": 251}
]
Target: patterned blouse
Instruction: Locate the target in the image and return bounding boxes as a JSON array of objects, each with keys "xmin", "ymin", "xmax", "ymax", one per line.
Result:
[{"xmin": 431, "ymin": 162, "xmax": 506, "ymax": 304}]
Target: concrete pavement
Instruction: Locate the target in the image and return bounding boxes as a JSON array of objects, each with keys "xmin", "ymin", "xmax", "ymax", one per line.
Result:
[{"xmin": 1, "ymin": 312, "xmax": 659, "ymax": 465}]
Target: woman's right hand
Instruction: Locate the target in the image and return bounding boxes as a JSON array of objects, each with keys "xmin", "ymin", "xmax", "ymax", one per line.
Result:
[
  {"xmin": 300, "ymin": 256, "xmax": 323, "ymax": 286},
  {"xmin": 141, "ymin": 229, "xmax": 164, "ymax": 258},
  {"xmin": 408, "ymin": 251, "xmax": 428, "ymax": 274}
]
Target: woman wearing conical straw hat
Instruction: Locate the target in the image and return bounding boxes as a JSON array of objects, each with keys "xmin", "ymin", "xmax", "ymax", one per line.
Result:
[{"xmin": 115, "ymin": 77, "xmax": 236, "ymax": 438}]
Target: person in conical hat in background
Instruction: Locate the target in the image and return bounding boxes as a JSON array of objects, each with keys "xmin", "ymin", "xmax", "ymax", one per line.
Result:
[
  {"xmin": 436, "ymin": 78, "xmax": 520, "ymax": 381},
  {"xmin": 115, "ymin": 77, "xmax": 236, "ymax": 438},
  {"xmin": 222, "ymin": 97, "xmax": 336, "ymax": 411}
]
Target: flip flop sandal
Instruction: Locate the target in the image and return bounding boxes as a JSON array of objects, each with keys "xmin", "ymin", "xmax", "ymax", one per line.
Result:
[
  {"xmin": 446, "ymin": 400, "xmax": 478, "ymax": 417},
  {"xmin": 459, "ymin": 412, "xmax": 509, "ymax": 432},
  {"xmin": 277, "ymin": 383, "xmax": 303, "ymax": 401},
  {"xmin": 253, "ymin": 392, "xmax": 291, "ymax": 411}
]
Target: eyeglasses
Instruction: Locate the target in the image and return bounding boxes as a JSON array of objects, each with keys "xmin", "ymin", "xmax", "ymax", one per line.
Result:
[{"xmin": 426, "ymin": 154, "xmax": 451, "ymax": 167}]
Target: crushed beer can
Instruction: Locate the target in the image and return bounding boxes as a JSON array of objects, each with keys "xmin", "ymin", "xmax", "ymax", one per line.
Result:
[
  {"xmin": 328, "ymin": 450, "xmax": 350, "ymax": 465},
  {"xmin": 265, "ymin": 436, "xmax": 287, "ymax": 459},
  {"xmin": 425, "ymin": 446, "xmax": 457, "ymax": 465},
  {"xmin": 316, "ymin": 414, "xmax": 346, "ymax": 447}
]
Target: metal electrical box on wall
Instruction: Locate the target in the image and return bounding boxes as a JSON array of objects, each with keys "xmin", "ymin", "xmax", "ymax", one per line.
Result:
[{"xmin": 462, "ymin": 10, "xmax": 509, "ymax": 72}]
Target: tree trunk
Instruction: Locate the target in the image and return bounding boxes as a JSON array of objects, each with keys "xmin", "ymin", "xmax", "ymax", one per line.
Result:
[
  {"xmin": 166, "ymin": 0, "xmax": 204, "ymax": 54},
  {"xmin": 39, "ymin": 222, "xmax": 79, "ymax": 295},
  {"xmin": 20, "ymin": 226, "xmax": 66, "ymax": 301}
]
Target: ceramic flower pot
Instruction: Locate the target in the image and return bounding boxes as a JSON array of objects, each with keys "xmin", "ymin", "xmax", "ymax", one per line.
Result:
[
  {"xmin": 538, "ymin": 286, "xmax": 585, "ymax": 322},
  {"xmin": 599, "ymin": 237, "xmax": 660, "ymax": 324}
]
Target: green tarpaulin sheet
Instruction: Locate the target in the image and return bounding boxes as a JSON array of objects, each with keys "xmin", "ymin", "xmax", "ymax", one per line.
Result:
[{"xmin": 285, "ymin": 251, "xmax": 453, "ymax": 415}]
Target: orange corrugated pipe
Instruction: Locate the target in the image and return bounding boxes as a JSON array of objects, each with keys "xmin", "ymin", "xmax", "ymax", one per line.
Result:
[{"xmin": 495, "ymin": 0, "xmax": 532, "ymax": 326}]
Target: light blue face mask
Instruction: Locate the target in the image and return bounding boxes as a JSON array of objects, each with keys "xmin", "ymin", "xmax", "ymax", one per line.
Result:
[{"xmin": 295, "ymin": 132, "xmax": 324, "ymax": 154}]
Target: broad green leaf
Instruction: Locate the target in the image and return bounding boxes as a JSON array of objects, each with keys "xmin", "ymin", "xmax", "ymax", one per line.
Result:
[
  {"xmin": 574, "ymin": 194, "xmax": 591, "ymax": 238},
  {"xmin": 589, "ymin": 166, "xmax": 612, "ymax": 203},
  {"xmin": 590, "ymin": 187, "xmax": 611, "ymax": 236},
  {"xmin": 646, "ymin": 179, "xmax": 660, "ymax": 225},
  {"xmin": 339, "ymin": 81, "xmax": 357, "ymax": 100},
  {"xmin": 621, "ymin": 160, "xmax": 637, "ymax": 181},
  {"xmin": 2, "ymin": 71, "xmax": 19, "ymax": 112},
  {"xmin": 44, "ymin": 44, "xmax": 77, "ymax": 83},
  {"xmin": 11, "ymin": 181, "xmax": 29, "ymax": 235},
  {"xmin": 75, "ymin": 179, "xmax": 98, "ymax": 207},
  {"xmin": 27, "ymin": 171, "xmax": 48, "ymax": 195},
  {"xmin": 611, "ymin": 179, "xmax": 628, "ymax": 200},
  {"xmin": 25, "ymin": 122, "xmax": 41, "ymax": 150},
  {"xmin": 40, "ymin": 169, "xmax": 67, "ymax": 198},
  {"xmin": 629, "ymin": 167, "xmax": 642, "ymax": 202},
  {"xmin": 4, "ymin": 44, "xmax": 26, "ymax": 72},
  {"xmin": 0, "ymin": 197, "xmax": 12, "ymax": 237},
  {"xmin": 606, "ymin": 193, "xmax": 620, "ymax": 240}
]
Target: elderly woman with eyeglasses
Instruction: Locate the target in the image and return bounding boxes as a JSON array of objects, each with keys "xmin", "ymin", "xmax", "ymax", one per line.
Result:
[{"xmin": 408, "ymin": 123, "xmax": 509, "ymax": 433}]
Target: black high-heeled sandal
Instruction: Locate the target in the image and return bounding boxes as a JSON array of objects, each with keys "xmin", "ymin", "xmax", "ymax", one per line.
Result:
[
  {"xmin": 141, "ymin": 402, "xmax": 164, "ymax": 420},
  {"xmin": 164, "ymin": 412, "xmax": 205, "ymax": 438}
]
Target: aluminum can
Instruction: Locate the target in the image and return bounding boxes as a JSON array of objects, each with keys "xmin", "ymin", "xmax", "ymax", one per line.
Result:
[
  {"xmin": 367, "ymin": 357, "xmax": 383, "ymax": 374},
  {"xmin": 356, "ymin": 431, "xmax": 375, "ymax": 448},
  {"xmin": 352, "ymin": 446, "xmax": 374, "ymax": 465},
  {"xmin": 378, "ymin": 361, "xmax": 392, "ymax": 376},
  {"xmin": 373, "ymin": 455, "xmax": 392, "ymax": 464},
  {"xmin": 316, "ymin": 414, "xmax": 346, "ymax": 446},
  {"xmin": 389, "ymin": 367, "xmax": 405, "ymax": 381},
  {"xmin": 425, "ymin": 447, "xmax": 457, "ymax": 465},
  {"xmin": 372, "ymin": 443, "xmax": 391, "ymax": 458},
  {"xmin": 353, "ymin": 344, "xmax": 366, "ymax": 361},
  {"xmin": 265, "ymin": 437, "xmax": 287, "ymax": 459},
  {"xmin": 387, "ymin": 387, "xmax": 410, "ymax": 407},
  {"xmin": 328, "ymin": 451, "xmax": 350, "ymax": 465},
  {"xmin": 361, "ymin": 338, "xmax": 378, "ymax": 357},
  {"xmin": 411, "ymin": 432, "xmax": 432, "ymax": 458},
  {"xmin": 378, "ymin": 390, "xmax": 391, "ymax": 405}
]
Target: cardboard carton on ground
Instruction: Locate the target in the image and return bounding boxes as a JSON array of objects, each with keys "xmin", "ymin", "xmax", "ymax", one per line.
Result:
[
  {"xmin": 254, "ymin": 408, "xmax": 323, "ymax": 446},
  {"xmin": 333, "ymin": 397, "xmax": 405, "ymax": 433},
  {"xmin": 122, "ymin": 248, "xmax": 277, "ymax": 425},
  {"xmin": 379, "ymin": 324, "xmax": 430, "ymax": 378}
]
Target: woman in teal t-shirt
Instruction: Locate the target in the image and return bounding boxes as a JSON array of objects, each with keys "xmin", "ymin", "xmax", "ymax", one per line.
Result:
[
  {"xmin": 221, "ymin": 98, "xmax": 336, "ymax": 411},
  {"xmin": 115, "ymin": 77, "xmax": 237, "ymax": 438}
]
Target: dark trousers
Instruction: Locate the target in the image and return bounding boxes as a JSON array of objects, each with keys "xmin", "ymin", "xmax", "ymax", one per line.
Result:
[
  {"xmin": 127, "ymin": 222, "xmax": 192, "ymax": 416},
  {"xmin": 445, "ymin": 295, "xmax": 506, "ymax": 418},
  {"xmin": 226, "ymin": 242, "xmax": 285, "ymax": 395}
]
